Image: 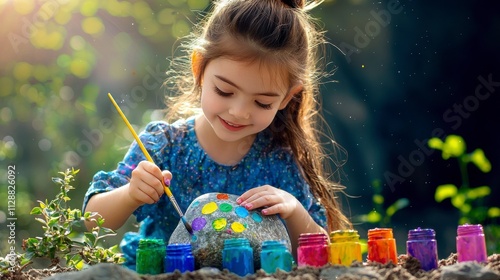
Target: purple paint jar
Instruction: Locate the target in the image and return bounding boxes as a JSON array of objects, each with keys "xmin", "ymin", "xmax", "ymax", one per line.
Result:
[
  {"xmin": 406, "ymin": 228, "xmax": 438, "ymax": 271},
  {"xmin": 456, "ymin": 224, "xmax": 487, "ymax": 263},
  {"xmin": 297, "ymin": 233, "xmax": 329, "ymax": 267}
]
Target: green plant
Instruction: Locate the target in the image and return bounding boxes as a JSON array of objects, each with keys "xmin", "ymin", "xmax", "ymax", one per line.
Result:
[
  {"xmin": 355, "ymin": 179, "xmax": 409, "ymax": 227},
  {"xmin": 1, "ymin": 168, "xmax": 124, "ymax": 275},
  {"xmin": 428, "ymin": 134, "xmax": 499, "ymax": 254},
  {"xmin": 354, "ymin": 179, "xmax": 409, "ymax": 256}
]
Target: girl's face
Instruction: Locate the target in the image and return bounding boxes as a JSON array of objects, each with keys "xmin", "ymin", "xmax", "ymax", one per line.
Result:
[{"xmin": 200, "ymin": 57, "xmax": 293, "ymax": 143}]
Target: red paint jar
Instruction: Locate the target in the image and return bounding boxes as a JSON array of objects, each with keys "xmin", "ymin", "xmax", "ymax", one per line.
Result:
[
  {"xmin": 297, "ymin": 233, "xmax": 329, "ymax": 267},
  {"xmin": 367, "ymin": 228, "xmax": 398, "ymax": 264}
]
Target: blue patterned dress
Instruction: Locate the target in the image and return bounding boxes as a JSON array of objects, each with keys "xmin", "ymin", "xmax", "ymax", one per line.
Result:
[{"xmin": 83, "ymin": 116, "xmax": 326, "ymax": 270}]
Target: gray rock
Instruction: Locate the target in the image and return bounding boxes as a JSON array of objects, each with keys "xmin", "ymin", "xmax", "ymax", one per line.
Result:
[
  {"xmin": 44, "ymin": 263, "xmax": 140, "ymax": 280},
  {"xmin": 169, "ymin": 193, "xmax": 291, "ymax": 270},
  {"xmin": 441, "ymin": 261, "xmax": 500, "ymax": 280},
  {"xmin": 320, "ymin": 266, "xmax": 383, "ymax": 280}
]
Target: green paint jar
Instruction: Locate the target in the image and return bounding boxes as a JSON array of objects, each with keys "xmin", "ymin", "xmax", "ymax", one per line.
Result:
[{"xmin": 136, "ymin": 238, "xmax": 166, "ymax": 274}]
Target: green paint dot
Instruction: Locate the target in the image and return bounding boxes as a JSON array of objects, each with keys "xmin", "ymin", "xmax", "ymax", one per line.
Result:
[{"xmin": 219, "ymin": 203, "xmax": 233, "ymax": 212}]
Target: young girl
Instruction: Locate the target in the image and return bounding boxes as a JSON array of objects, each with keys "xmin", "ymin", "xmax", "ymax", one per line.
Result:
[{"xmin": 84, "ymin": 0, "xmax": 351, "ymax": 269}]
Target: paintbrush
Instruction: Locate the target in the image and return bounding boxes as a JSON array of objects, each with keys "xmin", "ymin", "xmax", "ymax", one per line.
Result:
[{"xmin": 107, "ymin": 93, "xmax": 193, "ymax": 235}]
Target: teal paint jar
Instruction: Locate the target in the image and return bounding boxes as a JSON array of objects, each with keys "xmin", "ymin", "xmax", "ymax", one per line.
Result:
[
  {"xmin": 260, "ymin": 240, "xmax": 293, "ymax": 273},
  {"xmin": 164, "ymin": 243, "xmax": 195, "ymax": 273},
  {"xmin": 136, "ymin": 238, "xmax": 166, "ymax": 274},
  {"xmin": 222, "ymin": 238, "xmax": 254, "ymax": 276}
]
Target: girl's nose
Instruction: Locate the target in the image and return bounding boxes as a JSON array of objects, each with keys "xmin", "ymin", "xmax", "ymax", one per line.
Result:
[{"xmin": 228, "ymin": 101, "xmax": 250, "ymax": 120}]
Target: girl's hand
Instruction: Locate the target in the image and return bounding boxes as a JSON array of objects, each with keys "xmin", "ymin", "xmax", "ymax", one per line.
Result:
[
  {"xmin": 236, "ymin": 185, "xmax": 301, "ymax": 219},
  {"xmin": 128, "ymin": 161, "xmax": 172, "ymax": 205}
]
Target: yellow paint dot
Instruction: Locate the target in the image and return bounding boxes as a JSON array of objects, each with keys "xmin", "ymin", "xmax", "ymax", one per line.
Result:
[
  {"xmin": 231, "ymin": 222, "xmax": 246, "ymax": 233},
  {"xmin": 201, "ymin": 201, "xmax": 218, "ymax": 215},
  {"xmin": 361, "ymin": 64, "xmax": 365, "ymax": 68},
  {"xmin": 212, "ymin": 218, "xmax": 227, "ymax": 231}
]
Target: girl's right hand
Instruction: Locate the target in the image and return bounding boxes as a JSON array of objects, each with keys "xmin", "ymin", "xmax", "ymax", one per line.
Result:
[{"xmin": 128, "ymin": 160, "xmax": 172, "ymax": 205}]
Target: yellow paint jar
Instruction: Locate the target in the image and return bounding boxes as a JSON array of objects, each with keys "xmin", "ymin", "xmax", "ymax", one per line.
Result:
[{"xmin": 328, "ymin": 230, "xmax": 362, "ymax": 266}]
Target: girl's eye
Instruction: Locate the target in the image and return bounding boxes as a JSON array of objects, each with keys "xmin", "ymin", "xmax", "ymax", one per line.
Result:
[
  {"xmin": 214, "ymin": 86, "xmax": 231, "ymax": 97},
  {"xmin": 256, "ymin": 101, "xmax": 272, "ymax": 110}
]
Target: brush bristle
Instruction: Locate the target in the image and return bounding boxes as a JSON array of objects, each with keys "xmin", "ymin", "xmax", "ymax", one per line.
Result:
[{"xmin": 182, "ymin": 217, "xmax": 193, "ymax": 235}]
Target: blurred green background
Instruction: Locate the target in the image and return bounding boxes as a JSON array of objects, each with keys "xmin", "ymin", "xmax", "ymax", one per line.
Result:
[{"xmin": 0, "ymin": 0, "xmax": 498, "ymax": 261}]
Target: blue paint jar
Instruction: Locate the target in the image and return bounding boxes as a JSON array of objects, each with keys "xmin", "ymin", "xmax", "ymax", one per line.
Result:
[
  {"xmin": 164, "ymin": 243, "xmax": 195, "ymax": 273},
  {"xmin": 260, "ymin": 240, "xmax": 292, "ymax": 273},
  {"xmin": 222, "ymin": 238, "xmax": 254, "ymax": 276},
  {"xmin": 406, "ymin": 228, "xmax": 438, "ymax": 271}
]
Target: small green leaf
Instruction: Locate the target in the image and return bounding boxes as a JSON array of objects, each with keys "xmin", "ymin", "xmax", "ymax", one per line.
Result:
[
  {"xmin": 366, "ymin": 210, "xmax": 382, "ymax": 223},
  {"xmin": 470, "ymin": 149, "xmax": 491, "ymax": 173},
  {"xmin": 435, "ymin": 184, "xmax": 457, "ymax": 202},
  {"xmin": 488, "ymin": 207, "xmax": 500, "ymax": 218},
  {"xmin": 386, "ymin": 198, "xmax": 409, "ymax": 217},
  {"xmin": 466, "ymin": 186, "xmax": 491, "ymax": 199},
  {"xmin": 428, "ymin": 137, "xmax": 443, "ymax": 150},
  {"xmin": 30, "ymin": 207, "xmax": 42, "ymax": 215},
  {"xmin": 372, "ymin": 194, "xmax": 384, "ymax": 205},
  {"xmin": 442, "ymin": 135, "xmax": 466, "ymax": 159},
  {"xmin": 451, "ymin": 193, "xmax": 466, "ymax": 208}
]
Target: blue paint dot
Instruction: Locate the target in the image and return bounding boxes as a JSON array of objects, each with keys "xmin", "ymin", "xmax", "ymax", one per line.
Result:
[
  {"xmin": 252, "ymin": 212, "xmax": 263, "ymax": 223},
  {"xmin": 235, "ymin": 206, "xmax": 249, "ymax": 218}
]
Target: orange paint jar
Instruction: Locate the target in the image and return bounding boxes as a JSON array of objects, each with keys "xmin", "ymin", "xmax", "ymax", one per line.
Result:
[{"xmin": 367, "ymin": 228, "xmax": 398, "ymax": 264}]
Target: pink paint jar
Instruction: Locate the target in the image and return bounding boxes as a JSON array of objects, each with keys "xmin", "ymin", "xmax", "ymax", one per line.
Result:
[
  {"xmin": 456, "ymin": 224, "xmax": 487, "ymax": 263},
  {"xmin": 297, "ymin": 232, "xmax": 329, "ymax": 267}
]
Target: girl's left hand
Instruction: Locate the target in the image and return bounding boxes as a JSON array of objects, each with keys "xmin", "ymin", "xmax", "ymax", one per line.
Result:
[{"xmin": 236, "ymin": 185, "xmax": 300, "ymax": 219}]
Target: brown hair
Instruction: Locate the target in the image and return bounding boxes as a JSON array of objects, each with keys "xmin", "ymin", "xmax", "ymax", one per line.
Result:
[{"xmin": 165, "ymin": 0, "xmax": 351, "ymax": 232}]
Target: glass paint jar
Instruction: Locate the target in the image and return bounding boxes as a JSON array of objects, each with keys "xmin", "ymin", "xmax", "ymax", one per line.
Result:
[
  {"xmin": 297, "ymin": 232, "xmax": 329, "ymax": 267},
  {"xmin": 329, "ymin": 230, "xmax": 362, "ymax": 266},
  {"xmin": 164, "ymin": 243, "xmax": 195, "ymax": 273},
  {"xmin": 136, "ymin": 238, "xmax": 165, "ymax": 274},
  {"xmin": 367, "ymin": 228, "xmax": 398, "ymax": 264},
  {"xmin": 406, "ymin": 228, "xmax": 438, "ymax": 271},
  {"xmin": 456, "ymin": 224, "xmax": 487, "ymax": 263},
  {"xmin": 260, "ymin": 240, "xmax": 293, "ymax": 273},
  {"xmin": 222, "ymin": 238, "xmax": 254, "ymax": 276}
]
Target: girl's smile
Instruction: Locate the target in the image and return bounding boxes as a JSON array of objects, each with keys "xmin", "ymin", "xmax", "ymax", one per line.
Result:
[{"xmin": 218, "ymin": 116, "xmax": 249, "ymax": 131}]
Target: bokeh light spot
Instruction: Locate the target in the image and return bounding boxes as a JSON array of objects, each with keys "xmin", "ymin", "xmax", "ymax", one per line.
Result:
[
  {"xmin": 171, "ymin": 19, "xmax": 190, "ymax": 38},
  {"xmin": 157, "ymin": 8, "xmax": 176, "ymax": 25},
  {"xmin": 70, "ymin": 35, "xmax": 86, "ymax": 50},
  {"xmin": 13, "ymin": 62, "xmax": 33, "ymax": 81},
  {"xmin": 188, "ymin": 0, "xmax": 209, "ymax": 10},
  {"xmin": 132, "ymin": 1, "xmax": 152, "ymax": 20},
  {"xmin": 0, "ymin": 77, "xmax": 14, "ymax": 97},
  {"xmin": 1, "ymin": 108, "xmax": 13, "ymax": 123},
  {"xmin": 70, "ymin": 59, "xmax": 91, "ymax": 78},
  {"xmin": 82, "ymin": 17, "xmax": 104, "ymax": 36},
  {"xmin": 38, "ymin": 139, "xmax": 52, "ymax": 151},
  {"xmin": 59, "ymin": 86, "xmax": 74, "ymax": 101},
  {"xmin": 13, "ymin": 0, "xmax": 35, "ymax": 15},
  {"xmin": 33, "ymin": 65, "xmax": 49, "ymax": 82},
  {"xmin": 80, "ymin": 0, "xmax": 100, "ymax": 16}
]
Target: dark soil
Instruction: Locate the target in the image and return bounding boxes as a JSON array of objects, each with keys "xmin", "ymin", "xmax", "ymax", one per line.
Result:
[{"xmin": 1, "ymin": 254, "xmax": 499, "ymax": 280}]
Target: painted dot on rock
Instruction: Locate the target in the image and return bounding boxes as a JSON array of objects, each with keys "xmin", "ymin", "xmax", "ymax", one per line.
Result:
[
  {"xmin": 212, "ymin": 218, "xmax": 227, "ymax": 231},
  {"xmin": 235, "ymin": 206, "xmax": 249, "ymax": 218},
  {"xmin": 201, "ymin": 201, "xmax": 218, "ymax": 214},
  {"xmin": 191, "ymin": 235, "xmax": 198, "ymax": 242},
  {"xmin": 219, "ymin": 203, "xmax": 233, "ymax": 212},
  {"xmin": 216, "ymin": 193, "xmax": 229, "ymax": 200},
  {"xmin": 251, "ymin": 212, "xmax": 263, "ymax": 223},
  {"xmin": 231, "ymin": 222, "xmax": 246, "ymax": 233},
  {"xmin": 191, "ymin": 217, "xmax": 207, "ymax": 231},
  {"xmin": 191, "ymin": 201, "xmax": 200, "ymax": 208}
]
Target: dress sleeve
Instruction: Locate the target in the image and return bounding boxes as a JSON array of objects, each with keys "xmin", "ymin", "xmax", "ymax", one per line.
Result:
[
  {"xmin": 82, "ymin": 121, "xmax": 171, "ymax": 219},
  {"xmin": 275, "ymin": 150, "xmax": 327, "ymax": 229}
]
